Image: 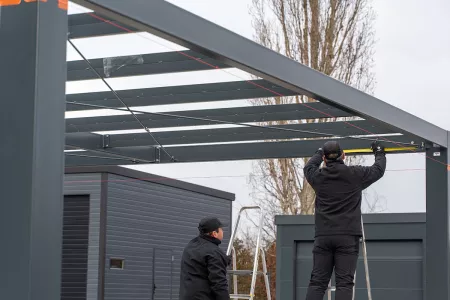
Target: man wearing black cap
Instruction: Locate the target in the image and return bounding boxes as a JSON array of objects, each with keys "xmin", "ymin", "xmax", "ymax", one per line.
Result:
[
  {"xmin": 179, "ymin": 217, "xmax": 230, "ymax": 300},
  {"xmin": 302, "ymin": 140, "xmax": 386, "ymax": 300}
]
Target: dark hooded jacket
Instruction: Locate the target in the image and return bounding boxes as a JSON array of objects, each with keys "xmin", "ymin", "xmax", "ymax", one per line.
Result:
[
  {"xmin": 179, "ymin": 235, "xmax": 230, "ymax": 300},
  {"xmin": 304, "ymin": 151, "xmax": 386, "ymax": 237}
]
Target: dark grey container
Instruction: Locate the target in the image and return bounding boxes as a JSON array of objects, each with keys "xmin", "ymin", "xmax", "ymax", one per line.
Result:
[
  {"xmin": 275, "ymin": 213, "xmax": 425, "ymax": 300},
  {"xmin": 62, "ymin": 166, "xmax": 234, "ymax": 300}
]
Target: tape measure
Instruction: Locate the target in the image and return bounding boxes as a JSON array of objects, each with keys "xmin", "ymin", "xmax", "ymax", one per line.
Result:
[{"xmin": 344, "ymin": 146, "xmax": 417, "ymax": 154}]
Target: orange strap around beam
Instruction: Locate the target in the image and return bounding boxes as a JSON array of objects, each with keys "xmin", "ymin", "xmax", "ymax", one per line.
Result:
[
  {"xmin": 0, "ymin": 0, "xmax": 66, "ymax": 10},
  {"xmin": 58, "ymin": 0, "xmax": 67, "ymax": 10},
  {"xmin": 0, "ymin": 0, "xmax": 21, "ymax": 6}
]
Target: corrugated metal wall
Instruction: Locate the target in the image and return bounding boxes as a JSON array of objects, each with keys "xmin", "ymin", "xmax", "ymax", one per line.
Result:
[
  {"xmin": 64, "ymin": 173, "xmax": 102, "ymax": 300},
  {"xmin": 276, "ymin": 214, "xmax": 426, "ymax": 300},
  {"xmin": 104, "ymin": 173, "xmax": 232, "ymax": 300}
]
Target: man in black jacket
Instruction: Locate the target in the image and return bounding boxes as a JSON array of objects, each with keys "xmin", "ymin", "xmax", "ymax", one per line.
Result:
[
  {"xmin": 179, "ymin": 217, "xmax": 230, "ymax": 300},
  {"xmin": 303, "ymin": 140, "xmax": 386, "ymax": 300}
]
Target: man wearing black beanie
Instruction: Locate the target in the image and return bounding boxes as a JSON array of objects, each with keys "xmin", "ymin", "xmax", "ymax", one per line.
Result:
[
  {"xmin": 303, "ymin": 140, "xmax": 386, "ymax": 300},
  {"xmin": 179, "ymin": 217, "xmax": 230, "ymax": 300}
]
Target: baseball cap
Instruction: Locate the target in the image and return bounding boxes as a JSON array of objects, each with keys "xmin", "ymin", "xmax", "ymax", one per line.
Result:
[
  {"xmin": 198, "ymin": 217, "xmax": 225, "ymax": 234},
  {"xmin": 323, "ymin": 141, "xmax": 342, "ymax": 160}
]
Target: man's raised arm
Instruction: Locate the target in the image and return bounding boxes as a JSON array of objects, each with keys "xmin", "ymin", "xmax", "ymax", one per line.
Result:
[
  {"xmin": 303, "ymin": 149, "xmax": 324, "ymax": 186},
  {"xmin": 353, "ymin": 141, "xmax": 387, "ymax": 189}
]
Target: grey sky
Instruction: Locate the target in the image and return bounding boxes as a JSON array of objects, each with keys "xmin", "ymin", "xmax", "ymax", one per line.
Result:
[{"xmin": 67, "ymin": 1, "xmax": 450, "ymax": 222}]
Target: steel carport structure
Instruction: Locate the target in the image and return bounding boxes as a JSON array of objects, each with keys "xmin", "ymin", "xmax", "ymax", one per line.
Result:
[{"xmin": 0, "ymin": 1, "xmax": 448, "ymax": 299}]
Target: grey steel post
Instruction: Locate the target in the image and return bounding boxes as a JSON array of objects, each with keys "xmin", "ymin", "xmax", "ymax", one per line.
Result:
[
  {"xmin": 425, "ymin": 142, "xmax": 450, "ymax": 300},
  {"xmin": 0, "ymin": 1, "xmax": 68, "ymax": 299}
]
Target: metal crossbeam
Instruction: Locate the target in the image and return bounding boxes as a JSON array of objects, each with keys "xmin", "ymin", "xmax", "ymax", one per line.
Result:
[
  {"xmin": 67, "ymin": 50, "xmax": 229, "ymax": 81},
  {"xmin": 68, "ymin": 13, "xmax": 137, "ymax": 39},
  {"xmin": 64, "ymin": 135, "xmax": 422, "ymax": 166},
  {"xmin": 65, "ymin": 120, "xmax": 400, "ymax": 148},
  {"xmin": 65, "ymin": 80, "xmax": 297, "ymax": 111},
  {"xmin": 65, "ymin": 102, "xmax": 353, "ymax": 133}
]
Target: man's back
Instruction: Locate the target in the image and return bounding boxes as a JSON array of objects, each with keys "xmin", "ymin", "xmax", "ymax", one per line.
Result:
[
  {"xmin": 179, "ymin": 235, "xmax": 229, "ymax": 300},
  {"xmin": 304, "ymin": 146, "xmax": 386, "ymax": 237},
  {"xmin": 303, "ymin": 141, "xmax": 386, "ymax": 300}
]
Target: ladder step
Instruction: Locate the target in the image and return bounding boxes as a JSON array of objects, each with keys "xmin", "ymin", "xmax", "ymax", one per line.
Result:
[
  {"xmin": 230, "ymin": 294, "xmax": 252, "ymax": 299},
  {"xmin": 228, "ymin": 270, "xmax": 266, "ymax": 276}
]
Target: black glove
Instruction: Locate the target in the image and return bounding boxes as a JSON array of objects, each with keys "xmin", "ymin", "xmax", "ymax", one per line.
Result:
[
  {"xmin": 371, "ymin": 141, "xmax": 385, "ymax": 155},
  {"xmin": 226, "ymin": 254, "xmax": 233, "ymax": 267},
  {"xmin": 315, "ymin": 148, "xmax": 324, "ymax": 156}
]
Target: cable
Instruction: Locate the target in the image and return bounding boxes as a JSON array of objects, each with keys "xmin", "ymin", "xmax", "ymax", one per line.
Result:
[
  {"xmin": 67, "ymin": 39, "xmax": 177, "ymax": 162},
  {"xmin": 66, "ymin": 101, "xmax": 418, "ymax": 147}
]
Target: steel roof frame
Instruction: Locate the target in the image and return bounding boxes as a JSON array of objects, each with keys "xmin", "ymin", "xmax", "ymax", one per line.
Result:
[
  {"xmin": 71, "ymin": 0, "xmax": 447, "ymax": 148},
  {"xmin": 60, "ymin": 1, "xmax": 447, "ymax": 167},
  {"xmin": 64, "ymin": 4, "xmax": 450, "ymax": 299}
]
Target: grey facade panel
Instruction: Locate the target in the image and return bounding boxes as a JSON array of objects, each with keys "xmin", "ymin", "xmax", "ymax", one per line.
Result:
[
  {"xmin": 295, "ymin": 240, "xmax": 423, "ymax": 300},
  {"xmin": 105, "ymin": 173, "xmax": 232, "ymax": 300},
  {"xmin": 276, "ymin": 214, "xmax": 426, "ymax": 300},
  {"xmin": 64, "ymin": 173, "xmax": 102, "ymax": 300}
]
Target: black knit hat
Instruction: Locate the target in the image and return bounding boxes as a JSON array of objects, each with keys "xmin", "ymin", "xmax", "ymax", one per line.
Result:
[{"xmin": 323, "ymin": 141, "xmax": 343, "ymax": 160}]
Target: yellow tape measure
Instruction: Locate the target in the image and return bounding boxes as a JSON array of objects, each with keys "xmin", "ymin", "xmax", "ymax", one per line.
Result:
[{"xmin": 344, "ymin": 146, "xmax": 417, "ymax": 154}]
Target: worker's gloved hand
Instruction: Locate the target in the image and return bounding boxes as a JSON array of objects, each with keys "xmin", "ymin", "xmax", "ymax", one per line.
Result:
[
  {"xmin": 315, "ymin": 148, "xmax": 324, "ymax": 156},
  {"xmin": 226, "ymin": 254, "xmax": 233, "ymax": 267},
  {"xmin": 371, "ymin": 141, "xmax": 385, "ymax": 155}
]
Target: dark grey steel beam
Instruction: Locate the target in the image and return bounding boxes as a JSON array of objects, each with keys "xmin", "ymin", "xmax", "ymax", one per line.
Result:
[
  {"xmin": 65, "ymin": 151, "xmax": 138, "ymax": 166},
  {"xmin": 64, "ymin": 136, "xmax": 421, "ymax": 167},
  {"xmin": 0, "ymin": 2, "xmax": 67, "ymax": 299},
  {"xmin": 68, "ymin": 12, "xmax": 136, "ymax": 39},
  {"xmin": 65, "ymin": 133, "xmax": 156, "ymax": 164},
  {"xmin": 92, "ymin": 120, "xmax": 405, "ymax": 147},
  {"xmin": 73, "ymin": 0, "xmax": 447, "ymax": 146},
  {"xmin": 65, "ymin": 80, "xmax": 297, "ymax": 111},
  {"xmin": 65, "ymin": 132, "xmax": 104, "ymax": 149},
  {"xmin": 425, "ymin": 138, "xmax": 450, "ymax": 300},
  {"xmin": 65, "ymin": 102, "xmax": 353, "ymax": 133},
  {"xmin": 67, "ymin": 50, "xmax": 229, "ymax": 81}
]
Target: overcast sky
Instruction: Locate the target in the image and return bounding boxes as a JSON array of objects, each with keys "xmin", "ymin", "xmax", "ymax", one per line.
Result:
[{"xmin": 67, "ymin": 1, "xmax": 450, "ymax": 223}]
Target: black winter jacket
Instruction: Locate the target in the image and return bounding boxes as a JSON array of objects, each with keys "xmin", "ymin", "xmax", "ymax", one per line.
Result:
[
  {"xmin": 179, "ymin": 235, "xmax": 230, "ymax": 300},
  {"xmin": 304, "ymin": 152, "xmax": 386, "ymax": 237}
]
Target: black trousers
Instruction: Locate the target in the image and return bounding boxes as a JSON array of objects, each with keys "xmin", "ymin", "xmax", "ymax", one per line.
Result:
[{"xmin": 305, "ymin": 235, "xmax": 360, "ymax": 300}]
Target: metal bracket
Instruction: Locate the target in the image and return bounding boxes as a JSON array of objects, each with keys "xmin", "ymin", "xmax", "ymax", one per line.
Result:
[
  {"xmin": 102, "ymin": 134, "xmax": 110, "ymax": 148},
  {"xmin": 154, "ymin": 146, "xmax": 161, "ymax": 163},
  {"xmin": 432, "ymin": 143, "xmax": 443, "ymax": 149}
]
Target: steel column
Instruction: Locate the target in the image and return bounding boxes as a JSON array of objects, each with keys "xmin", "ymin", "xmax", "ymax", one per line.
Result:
[
  {"xmin": 425, "ymin": 140, "xmax": 450, "ymax": 300},
  {"xmin": 0, "ymin": 1, "xmax": 68, "ymax": 299}
]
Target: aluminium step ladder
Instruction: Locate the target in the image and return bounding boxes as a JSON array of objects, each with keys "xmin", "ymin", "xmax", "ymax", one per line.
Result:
[
  {"xmin": 226, "ymin": 206, "xmax": 271, "ymax": 300},
  {"xmin": 327, "ymin": 216, "xmax": 372, "ymax": 300}
]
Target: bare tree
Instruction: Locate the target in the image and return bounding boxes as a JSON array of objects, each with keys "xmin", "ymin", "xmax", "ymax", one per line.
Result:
[{"xmin": 248, "ymin": 0, "xmax": 379, "ymax": 231}]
